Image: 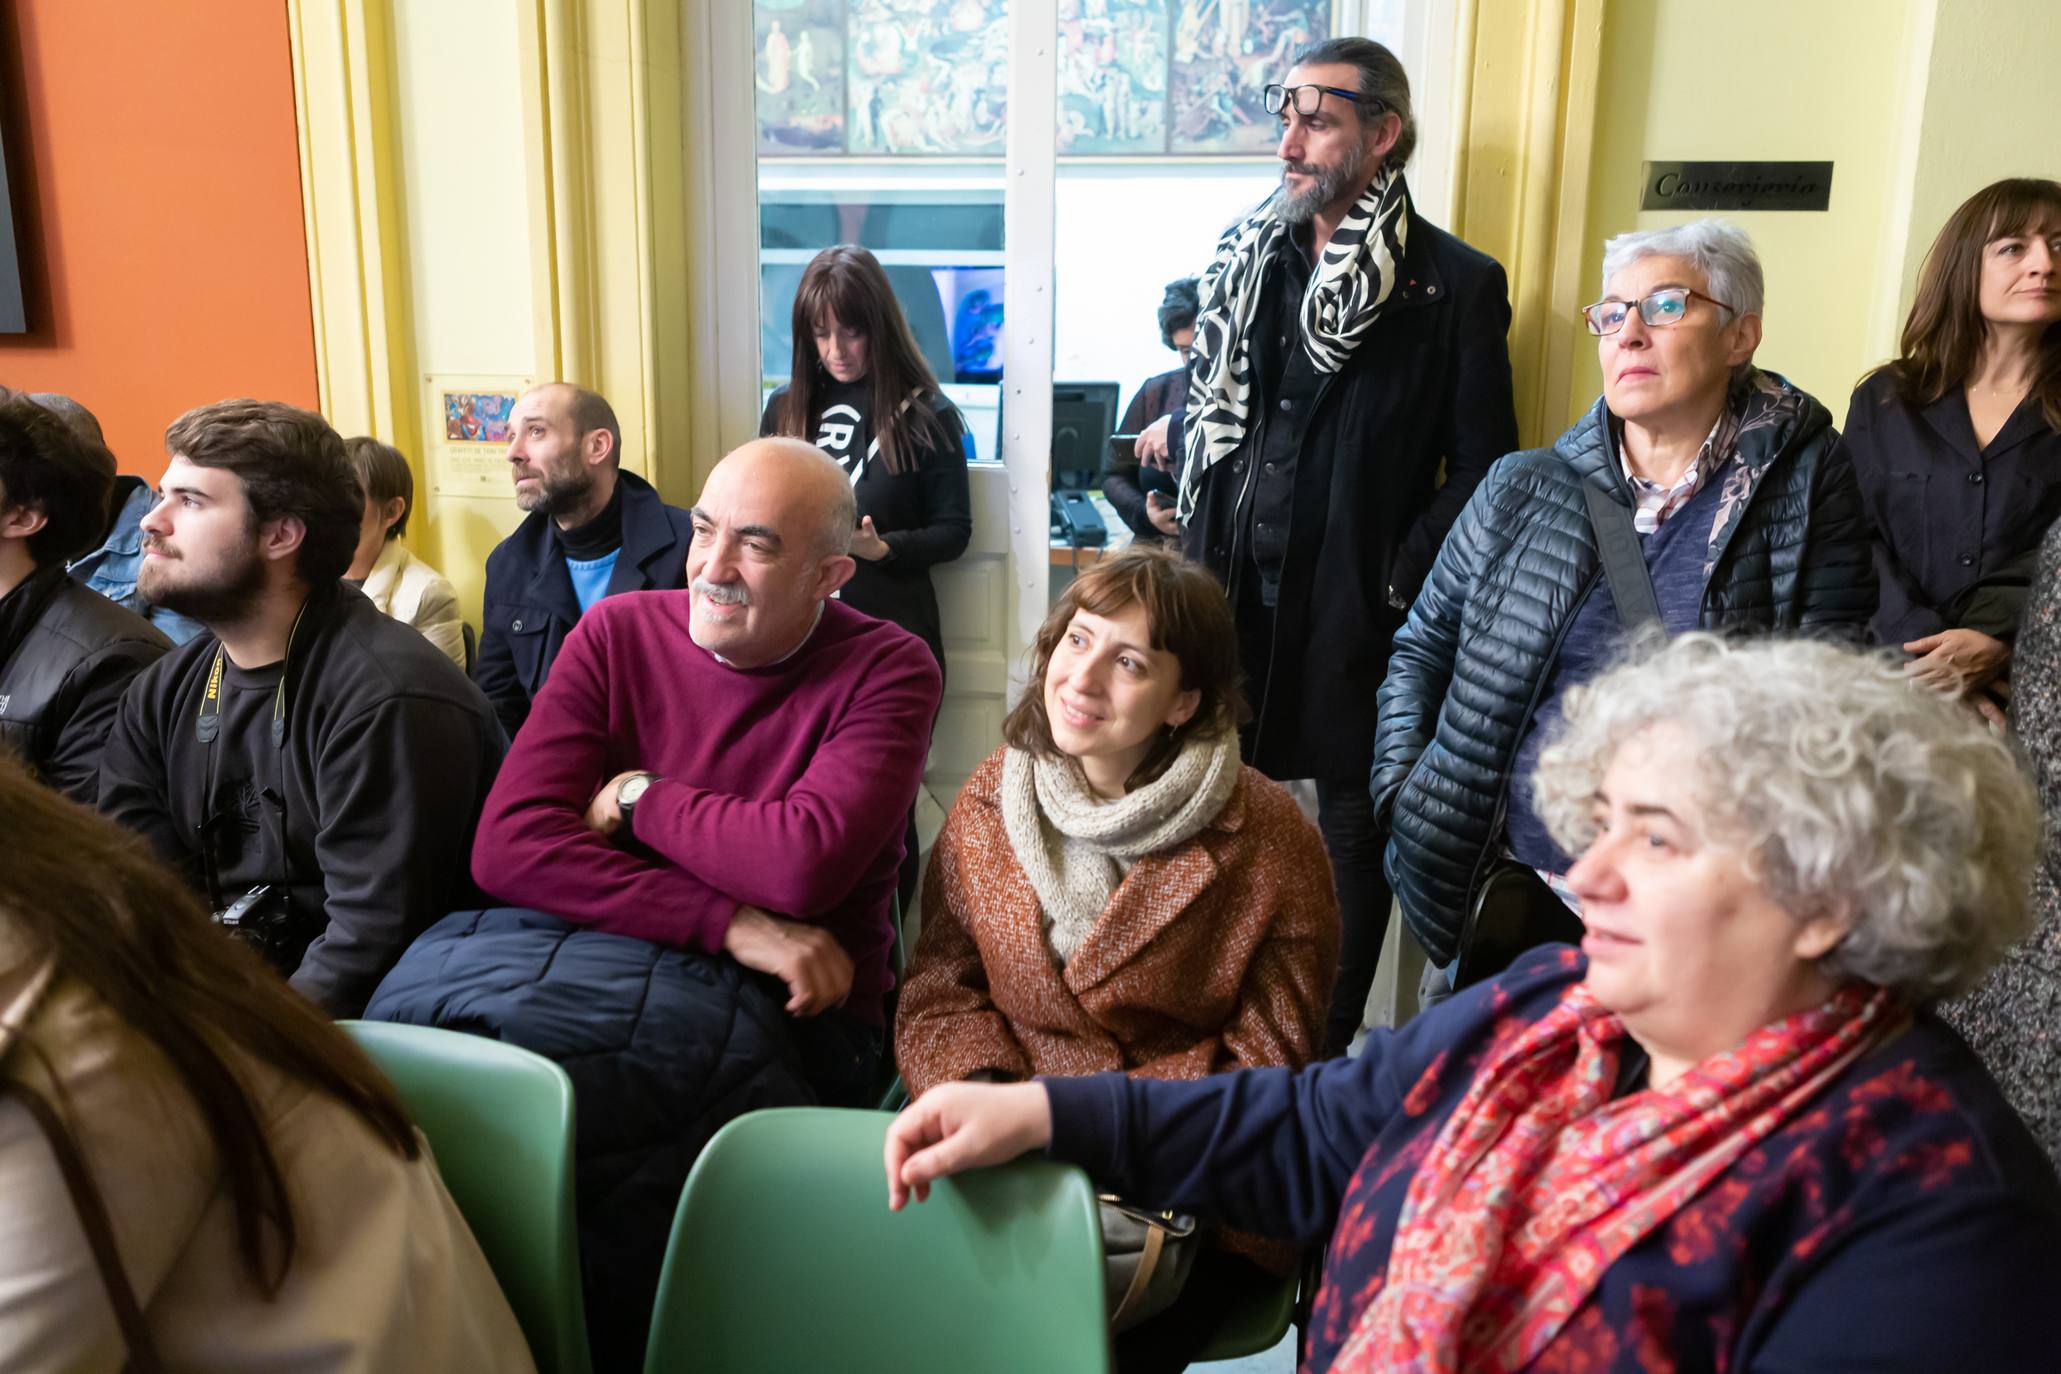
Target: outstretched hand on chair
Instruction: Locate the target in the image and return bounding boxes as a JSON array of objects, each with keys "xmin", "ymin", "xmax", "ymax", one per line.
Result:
[{"xmin": 884, "ymin": 1081, "xmax": 1054, "ymax": 1211}]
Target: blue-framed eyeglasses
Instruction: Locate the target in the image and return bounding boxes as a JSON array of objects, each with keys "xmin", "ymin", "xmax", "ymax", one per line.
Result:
[
  {"xmin": 1581, "ymin": 287, "xmax": 1735, "ymax": 336},
  {"xmin": 1264, "ymin": 83, "xmax": 1372, "ymax": 117}
]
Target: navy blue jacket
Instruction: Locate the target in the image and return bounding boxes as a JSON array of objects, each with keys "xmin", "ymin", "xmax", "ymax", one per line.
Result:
[
  {"xmin": 367, "ymin": 906, "xmax": 818, "ymax": 1372},
  {"xmin": 473, "ymin": 469, "xmax": 694, "ymax": 737},
  {"xmin": 1045, "ymin": 947, "xmax": 2061, "ymax": 1373},
  {"xmin": 1374, "ymin": 379, "xmax": 1875, "ymax": 963}
]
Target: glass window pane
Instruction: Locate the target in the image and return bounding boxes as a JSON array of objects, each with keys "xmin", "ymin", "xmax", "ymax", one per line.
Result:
[{"xmin": 753, "ymin": 3, "xmax": 1011, "ymax": 463}]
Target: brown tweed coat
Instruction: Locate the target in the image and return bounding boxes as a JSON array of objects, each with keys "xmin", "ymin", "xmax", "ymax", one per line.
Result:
[{"xmin": 896, "ymin": 748, "xmax": 1342, "ymax": 1268}]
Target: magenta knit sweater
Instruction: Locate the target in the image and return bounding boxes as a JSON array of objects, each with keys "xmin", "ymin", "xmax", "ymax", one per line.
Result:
[{"xmin": 471, "ymin": 593, "xmax": 942, "ymax": 1023}]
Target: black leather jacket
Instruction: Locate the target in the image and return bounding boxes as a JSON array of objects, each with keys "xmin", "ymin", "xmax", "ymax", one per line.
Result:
[
  {"xmin": 0, "ymin": 571, "xmax": 169, "ymax": 801},
  {"xmin": 1373, "ymin": 376, "xmax": 1876, "ymax": 963}
]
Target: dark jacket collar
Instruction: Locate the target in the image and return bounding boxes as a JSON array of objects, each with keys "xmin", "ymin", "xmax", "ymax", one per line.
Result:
[
  {"xmin": 513, "ymin": 469, "xmax": 676, "ymax": 624},
  {"xmin": 1267, "ymin": 188, "xmax": 1445, "ymax": 309},
  {"xmin": 1920, "ymin": 387, "xmax": 2049, "ymax": 462},
  {"xmin": 1558, "ymin": 369, "xmax": 1833, "ymax": 502}
]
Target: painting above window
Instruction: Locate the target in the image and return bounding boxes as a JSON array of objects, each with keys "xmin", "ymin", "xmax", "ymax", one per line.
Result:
[{"xmin": 754, "ymin": 0, "xmax": 1338, "ymax": 158}]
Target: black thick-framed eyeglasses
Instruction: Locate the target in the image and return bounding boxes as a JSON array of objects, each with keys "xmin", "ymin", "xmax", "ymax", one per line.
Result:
[{"xmin": 1263, "ymin": 83, "xmax": 1376, "ymax": 118}]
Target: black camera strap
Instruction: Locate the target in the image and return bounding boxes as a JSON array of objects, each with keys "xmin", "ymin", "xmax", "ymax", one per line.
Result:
[{"xmin": 196, "ymin": 598, "xmax": 308, "ymax": 913}]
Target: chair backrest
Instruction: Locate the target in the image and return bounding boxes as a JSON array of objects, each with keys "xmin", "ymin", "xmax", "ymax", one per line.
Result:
[
  {"xmin": 643, "ymin": 1107, "xmax": 1110, "ymax": 1374},
  {"xmin": 340, "ymin": 1020, "xmax": 592, "ymax": 1374}
]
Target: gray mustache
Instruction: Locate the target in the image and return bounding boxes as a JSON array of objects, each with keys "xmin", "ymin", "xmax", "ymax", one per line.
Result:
[{"xmin": 693, "ymin": 578, "xmax": 749, "ymax": 606}]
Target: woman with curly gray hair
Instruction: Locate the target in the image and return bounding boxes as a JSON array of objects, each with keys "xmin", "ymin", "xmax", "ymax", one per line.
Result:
[{"xmin": 885, "ymin": 635, "xmax": 2061, "ymax": 1373}]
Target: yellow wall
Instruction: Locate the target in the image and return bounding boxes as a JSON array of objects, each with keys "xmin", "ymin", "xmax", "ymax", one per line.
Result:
[
  {"xmin": 1898, "ymin": 0, "xmax": 2061, "ymax": 307},
  {"xmin": 387, "ymin": 0, "xmax": 540, "ymax": 617},
  {"xmin": 292, "ymin": 0, "xmax": 721, "ymax": 626},
  {"xmin": 1571, "ymin": 0, "xmax": 1921, "ymax": 431},
  {"xmin": 1569, "ymin": 0, "xmax": 2061, "ymax": 435}
]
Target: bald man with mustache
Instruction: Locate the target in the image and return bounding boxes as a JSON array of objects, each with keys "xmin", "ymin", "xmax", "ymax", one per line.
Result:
[{"xmin": 367, "ymin": 438, "xmax": 941, "ymax": 1371}]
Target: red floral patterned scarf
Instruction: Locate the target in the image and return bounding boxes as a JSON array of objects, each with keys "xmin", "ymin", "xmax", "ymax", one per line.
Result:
[{"xmin": 1333, "ymin": 979, "xmax": 1898, "ymax": 1373}]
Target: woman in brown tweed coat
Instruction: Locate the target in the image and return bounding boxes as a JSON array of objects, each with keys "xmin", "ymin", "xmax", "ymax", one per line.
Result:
[{"xmin": 895, "ymin": 545, "xmax": 1341, "ymax": 1373}]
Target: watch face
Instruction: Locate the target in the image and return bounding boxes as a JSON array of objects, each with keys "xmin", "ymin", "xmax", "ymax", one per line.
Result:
[{"xmin": 619, "ymin": 774, "xmax": 653, "ymax": 807}]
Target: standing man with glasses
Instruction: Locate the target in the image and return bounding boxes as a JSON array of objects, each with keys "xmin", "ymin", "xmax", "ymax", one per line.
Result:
[{"xmin": 1134, "ymin": 37, "xmax": 1518, "ymax": 1055}]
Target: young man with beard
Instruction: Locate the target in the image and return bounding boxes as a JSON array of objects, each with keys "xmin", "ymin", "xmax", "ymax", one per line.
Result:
[
  {"xmin": 0, "ymin": 396, "xmax": 170, "ymax": 801},
  {"xmin": 96, "ymin": 400, "xmax": 505, "ymax": 1018},
  {"xmin": 474, "ymin": 382, "xmax": 695, "ymax": 737},
  {"xmin": 1133, "ymin": 37, "xmax": 1520, "ymax": 1055}
]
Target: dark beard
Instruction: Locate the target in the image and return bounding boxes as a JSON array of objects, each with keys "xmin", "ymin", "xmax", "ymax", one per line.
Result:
[
  {"xmin": 140, "ymin": 542, "xmax": 268, "ymax": 627},
  {"xmin": 518, "ymin": 465, "xmax": 597, "ymax": 517},
  {"xmin": 1277, "ymin": 144, "xmax": 1368, "ymax": 225}
]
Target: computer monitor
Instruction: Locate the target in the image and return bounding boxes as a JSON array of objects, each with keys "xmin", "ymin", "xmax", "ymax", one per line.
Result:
[{"xmin": 1050, "ymin": 382, "xmax": 1119, "ymax": 492}]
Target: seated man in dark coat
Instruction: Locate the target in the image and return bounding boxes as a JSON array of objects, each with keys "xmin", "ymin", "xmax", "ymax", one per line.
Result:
[
  {"xmin": 474, "ymin": 382, "xmax": 695, "ymax": 738},
  {"xmin": 368, "ymin": 436, "xmax": 942, "ymax": 1373},
  {"xmin": 0, "ymin": 395, "xmax": 169, "ymax": 801}
]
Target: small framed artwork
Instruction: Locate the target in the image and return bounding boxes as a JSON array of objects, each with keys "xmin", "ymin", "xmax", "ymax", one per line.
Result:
[{"xmin": 425, "ymin": 374, "xmax": 530, "ymax": 496}]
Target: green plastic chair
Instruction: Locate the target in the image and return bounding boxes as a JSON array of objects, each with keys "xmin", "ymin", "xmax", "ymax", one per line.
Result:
[
  {"xmin": 642, "ymin": 1107, "xmax": 1111, "ymax": 1374},
  {"xmin": 1194, "ymin": 1269, "xmax": 1298, "ymax": 1362},
  {"xmin": 340, "ymin": 1020, "xmax": 593, "ymax": 1374},
  {"xmin": 874, "ymin": 893, "xmax": 909, "ymax": 1110},
  {"xmin": 1195, "ymin": 1248, "xmax": 1324, "ymax": 1364}
]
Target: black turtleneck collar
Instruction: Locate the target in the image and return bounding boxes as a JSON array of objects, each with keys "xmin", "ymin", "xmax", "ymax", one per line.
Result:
[{"xmin": 556, "ymin": 477, "xmax": 625, "ymax": 561}]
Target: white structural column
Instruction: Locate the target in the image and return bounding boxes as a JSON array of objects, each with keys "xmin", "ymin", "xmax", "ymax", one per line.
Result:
[{"xmin": 1001, "ymin": 3, "xmax": 1059, "ymax": 663}]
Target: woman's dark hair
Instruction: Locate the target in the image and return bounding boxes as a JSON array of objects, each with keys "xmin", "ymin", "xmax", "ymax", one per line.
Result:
[
  {"xmin": 0, "ymin": 755, "xmax": 419, "ymax": 1295},
  {"xmin": 1290, "ymin": 35, "xmax": 1416, "ymax": 170},
  {"xmin": 1158, "ymin": 277, "xmax": 1200, "ymax": 350},
  {"xmin": 1885, "ymin": 178, "xmax": 2061, "ymax": 431},
  {"xmin": 774, "ymin": 244, "xmax": 957, "ymax": 476},
  {"xmin": 1003, "ymin": 545, "xmax": 1247, "ymax": 788},
  {"xmin": 163, "ymin": 400, "xmax": 362, "ymax": 585},
  {"xmin": 0, "ymin": 396, "xmax": 115, "ymax": 566},
  {"xmin": 344, "ymin": 435, "xmax": 415, "ymax": 540}
]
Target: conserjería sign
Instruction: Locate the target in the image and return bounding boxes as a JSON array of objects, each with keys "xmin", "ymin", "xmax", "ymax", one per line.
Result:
[{"xmin": 1641, "ymin": 162, "xmax": 1834, "ymax": 212}]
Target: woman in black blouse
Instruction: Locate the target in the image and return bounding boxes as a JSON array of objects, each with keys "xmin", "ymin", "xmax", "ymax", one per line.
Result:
[
  {"xmin": 762, "ymin": 244, "xmax": 972, "ymax": 917},
  {"xmin": 761, "ymin": 244, "xmax": 973, "ymax": 675},
  {"xmin": 1843, "ymin": 178, "xmax": 2061, "ymax": 721}
]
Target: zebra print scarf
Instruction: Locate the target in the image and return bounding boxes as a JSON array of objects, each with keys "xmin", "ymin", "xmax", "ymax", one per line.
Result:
[{"xmin": 1176, "ymin": 168, "xmax": 1410, "ymax": 523}]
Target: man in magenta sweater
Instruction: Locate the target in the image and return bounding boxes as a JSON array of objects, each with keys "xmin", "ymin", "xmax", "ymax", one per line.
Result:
[
  {"xmin": 469, "ymin": 436, "xmax": 941, "ymax": 1046},
  {"xmin": 371, "ymin": 437, "xmax": 941, "ymax": 1371}
]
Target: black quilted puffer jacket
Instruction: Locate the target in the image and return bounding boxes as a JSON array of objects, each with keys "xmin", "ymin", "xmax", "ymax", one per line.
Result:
[{"xmin": 1373, "ymin": 375, "xmax": 1876, "ymax": 964}]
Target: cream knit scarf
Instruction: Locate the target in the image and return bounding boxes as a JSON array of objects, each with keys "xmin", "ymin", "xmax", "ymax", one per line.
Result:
[{"xmin": 1000, "ymin": 730, "xmax": 1242, "ymax": 965}]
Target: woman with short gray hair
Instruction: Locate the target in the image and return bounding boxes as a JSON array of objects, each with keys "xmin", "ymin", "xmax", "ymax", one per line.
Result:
[
  {"xmin": 1533, "ymin": 633, "xmax": 2038, "ymax": 1003},
  {"xmin": 1374, "ymin": 217, "xmax": 1876, "ymax": 983},
  {"xmin": 887, "ymin": 634, "xmax": 2061, "ymax": 1374}
]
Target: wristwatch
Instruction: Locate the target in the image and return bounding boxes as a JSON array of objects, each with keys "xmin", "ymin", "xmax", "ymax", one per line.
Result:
[{"xmin": 616, "ymin": 772, "xmax": 658, "ymax": 824}]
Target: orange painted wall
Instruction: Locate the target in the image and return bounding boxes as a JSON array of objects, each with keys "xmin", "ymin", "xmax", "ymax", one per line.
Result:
[{"xmin": 0, "ymin": 0, "xmax": 317, "ymax": 475}]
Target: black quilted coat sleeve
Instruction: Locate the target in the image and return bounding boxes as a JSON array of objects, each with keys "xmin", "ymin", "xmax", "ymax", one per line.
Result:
[
  {"xmin": 1372, "ymin": 459, "xmax": 1509, "ymax": 822},
  {"xmin": 1794, "ymin": 432, "xmax": 1880, "ymax": 634}
]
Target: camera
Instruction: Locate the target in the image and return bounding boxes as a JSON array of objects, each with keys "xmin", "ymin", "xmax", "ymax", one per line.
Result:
[{"xmin": 212, "ymin": 884, "xmax": 300, "ymax": 962}]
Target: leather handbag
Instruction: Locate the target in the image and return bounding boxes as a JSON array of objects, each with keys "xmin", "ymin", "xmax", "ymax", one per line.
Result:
[
  {"xmin": 1456, "ymin": 859, "xmax": 1586, "ymax": 990},
  {"xmin": 1456, "ymin": 480, "xmax": 1662, "ymax": 990},
  {"xmin": 0, "ymin": 1078, "xmax": 168, "ymax": 1373},
  {"xmin": 1098, "ymin": 1195, "xmax": 1199, "ymax": 1333}
]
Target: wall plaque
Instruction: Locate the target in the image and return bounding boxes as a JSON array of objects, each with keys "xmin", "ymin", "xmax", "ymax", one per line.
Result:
[
  {"xmin": 1640, "ymin": 161, "xmax": 1834, "ymax": 212},
  {"xmin": 425, "ymin": 373, "xmax": 532, "ymax": 496}
]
